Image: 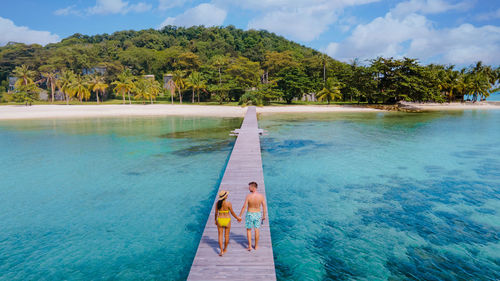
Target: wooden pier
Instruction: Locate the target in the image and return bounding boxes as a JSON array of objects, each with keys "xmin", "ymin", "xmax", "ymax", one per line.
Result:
[{"xmin": 187, "ymin": 106, "xmax": 276, "ymax": 281}]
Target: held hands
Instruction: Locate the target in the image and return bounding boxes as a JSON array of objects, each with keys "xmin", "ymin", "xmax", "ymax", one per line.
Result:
[{"xmin": 237, "ymin": 216, "xmax": 242, "ymax": 222}]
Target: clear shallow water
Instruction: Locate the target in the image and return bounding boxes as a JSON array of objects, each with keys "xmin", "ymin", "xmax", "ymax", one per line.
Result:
[
  {"xmin": 0, "ymin": 116, "xmax": 240, "ymax": 280},
  {"xmin": 487, "ymin": 92, "xmax": 500, "ymax": 101},
  {"xmin": 260, "ymin": 110, "xmax": 500, "ymax": 280}
]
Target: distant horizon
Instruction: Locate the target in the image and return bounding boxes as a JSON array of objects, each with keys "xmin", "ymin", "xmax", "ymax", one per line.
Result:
[{"xmin": 1, "ymin": 0, "xmax": 499, "ymax": 66}]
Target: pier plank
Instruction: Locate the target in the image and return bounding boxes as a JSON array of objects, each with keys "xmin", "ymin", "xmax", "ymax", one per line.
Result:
[{"xmin": 187, "ymin": 106, "xmax": 276, "ymax": 281}]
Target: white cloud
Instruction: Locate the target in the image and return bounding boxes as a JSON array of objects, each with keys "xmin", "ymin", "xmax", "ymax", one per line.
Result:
[
  {"xmin": 391, "ymin": 0, "xmax": 471, "ymax": 18},
  {"xmin": 243, "ymin": 0, "xmax": 380, "ymax": 42},
  {"xmin": 54, "ymin": 5, "xmax": 82, "ymax": 16},
  {"xmin": 158, "ymin": 0, "xmax": 187, "ymax": 10},
  {"xmin": 476, "ymin": 8, "xmax": 500, "ymax": 21},
  {"xmin": 326, "ymin": 10, "xmax": 500, "ymax": 65},
  {"xmin": 0, "ymin": 17, "xmax": 60, "ymax": 46},
  {"xmin": 159, "ymin": 3, "xmax": 226, "ymax": 28},
  {"xmin": 248, "ymin": 5, "xmax": 336, "ymax": 41},
  {"xmin": 87, "ymin": 0, "xmax": 151, "ymax": 15}
]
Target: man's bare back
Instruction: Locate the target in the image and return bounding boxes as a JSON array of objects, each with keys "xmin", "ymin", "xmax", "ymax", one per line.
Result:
[{"xmin": 246, "ymin": 192, "xmax": 265, "ymax": 212}]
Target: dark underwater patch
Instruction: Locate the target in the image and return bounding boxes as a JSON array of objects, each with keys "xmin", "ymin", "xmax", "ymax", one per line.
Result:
[
  {"xmin": 124, "ymin": 171, "xmax": 142, "ymax": 176},
  {"xmin": 158, "ymin": 118, "xmax": 241, "ymax": 139},
  {"xmin": 261, "ymin": 138, "xmax": 330, "ymax": 156},
  {"xmin": 357, "ymin": 176, "xmax": 500, "ymax": 247},
  {"xmin": 386, "ymin": 246, "xmax": 500, "ymax": 280},
  {"xmin": 171, "ymin": 140, "xmax": 234, "ymax": 156}
]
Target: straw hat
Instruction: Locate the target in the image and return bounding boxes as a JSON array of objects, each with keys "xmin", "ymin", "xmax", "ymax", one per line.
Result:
[{"xmin": 218, "ymin": 190, "xmax": 229, "ymax": 200}]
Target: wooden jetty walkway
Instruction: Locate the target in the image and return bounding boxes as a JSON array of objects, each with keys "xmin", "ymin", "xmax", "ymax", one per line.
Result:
[{"xmin": 187, "ymin": 106, "xmax": 276, "ymax": 281}]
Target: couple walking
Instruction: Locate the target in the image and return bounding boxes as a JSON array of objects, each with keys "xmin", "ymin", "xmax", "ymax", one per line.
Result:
[{"xmin": 214, "ymin": 181, "xmax": 267, "ymax": 256}]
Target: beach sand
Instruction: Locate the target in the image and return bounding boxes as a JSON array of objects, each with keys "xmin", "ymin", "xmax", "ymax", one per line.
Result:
[
  {"xmin": 0, "ymin": 103, "xmax": 499, "ymax": 120},
  {"xmin": 0, "ymin": 104, "xmax": 379, "ymax": 120},
  {"xmin": 401, "ymin": 101, "xmax": 500, "ymax": 111}
]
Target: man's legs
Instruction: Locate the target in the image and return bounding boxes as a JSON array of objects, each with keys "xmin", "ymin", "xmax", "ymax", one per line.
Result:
[
  {"xmin": 246, "ymin": 228, "xmax": 252, "ymax": 251},
  {"xmin": 254, "ymin": 228, "xmax": 260, "ymax": 250}
]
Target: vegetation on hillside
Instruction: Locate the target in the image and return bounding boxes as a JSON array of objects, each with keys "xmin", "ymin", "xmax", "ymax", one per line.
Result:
[{"xmin": 0, "ymin": 25, "xmax": 498, "ymax": 105}]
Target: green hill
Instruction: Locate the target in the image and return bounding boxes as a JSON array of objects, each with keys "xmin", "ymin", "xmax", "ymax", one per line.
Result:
[{"xmin": 1, "ymin": 25, "xmax": 497, "ymax": 105}]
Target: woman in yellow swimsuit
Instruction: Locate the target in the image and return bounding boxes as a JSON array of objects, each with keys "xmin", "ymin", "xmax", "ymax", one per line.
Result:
[{"xmin": 215, "ymin": 190, "xmax": 241, "ymax": 256}]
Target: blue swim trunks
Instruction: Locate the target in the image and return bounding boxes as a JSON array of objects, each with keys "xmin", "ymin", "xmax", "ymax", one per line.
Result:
[{"xmin": 245, "ymin": 212, "xmax": 262, "ymax": 229}]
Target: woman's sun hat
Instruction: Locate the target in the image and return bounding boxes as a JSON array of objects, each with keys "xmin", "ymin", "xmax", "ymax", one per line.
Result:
[{"xmin": 218, "ymin": 190, "xmax": 229, "ymax": 200}]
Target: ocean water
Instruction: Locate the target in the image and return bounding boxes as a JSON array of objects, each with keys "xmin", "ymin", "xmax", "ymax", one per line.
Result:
[
  {"xmin": 0, "ymin": 116, "xmax": 241, "ymax": 280},
  {"xmin": 260, "ymin": 110, "xmax": 500, "ymax": 280},
  {"xmin": 487, "ymin": 92, "xmax": 500, "ymax": 101}
]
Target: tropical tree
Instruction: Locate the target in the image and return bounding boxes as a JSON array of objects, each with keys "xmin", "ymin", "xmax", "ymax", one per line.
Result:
[
  {"xmin": 133, "ymin": 78, "xmax": 148, "ymax": 104},
  {"xmin": 41, "ymin": 71, "xmax": 58, "ymax": 103},
  {"xmin": 317, "ymin": 78, "xmax": 343, "ymax": 104},
  {"xmin": 469, "ymin": 71, "xmax": 490, "ymax": 102},
  {"xmin": 149, "ymin": 79, "xmax": 162, "ymax": 104},
  {"xmin": 58, "ymin": 70, "xmax": 76, "ymax": 105},
  {"xmin": 71, "ymin": 75, "xmax": 91, "ymax": 102},
  {"xmin": 134, "ymin": 78, "xmax": 162, "ymax": 104},
  {"xmin": 12, "ymin": 65, "xmax": 40, "ymax": 105},
  {"xmin": 12, "ymin": 65, "xmax": 36, "ymax": 86},
  {"xmin": 186, "ymin": 71, "xmax": 206, "ymax": 103},
  {"xmin": 211, "ymin": 55, "xmax": 229, "ymax": 86},
  {"xmin": 172, "ymin": 70, "xmax": 186, "ymax": 104},
  {"xmin": 112, "ymin": 70, "xmax": 135, "ymax": 104},
  {"xmin": 88, "ymin": 74, "xmax": 108, "ymax": 103},
  {"xmin": 165, "ymin": 77, "xmax": 176, "ymax": 104},
  {"xmin": 276, "ymin": 67, "xmax": 310, "ymax": 104}
]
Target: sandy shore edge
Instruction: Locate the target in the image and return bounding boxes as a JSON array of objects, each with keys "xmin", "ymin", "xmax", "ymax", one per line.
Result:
[
  {"xmin": 0, "ymin": 103, "xmax": 499, "ymax": 120},
  {"xmin": 0, "ymin": 104, "xmax": 379, "ymax": 120},
  {"xmin": 402, "ymin": 101, "xmax": 500, "ymax": 111}
]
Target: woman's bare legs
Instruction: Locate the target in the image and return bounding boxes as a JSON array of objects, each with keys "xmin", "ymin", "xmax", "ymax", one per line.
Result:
[
  {"xmin": 217, "ymin": 226, "xmax": 224, "ymax": 256},
  {"xmin": 223, "ymin": 221, "xmax": 231, "ymax": 254}
]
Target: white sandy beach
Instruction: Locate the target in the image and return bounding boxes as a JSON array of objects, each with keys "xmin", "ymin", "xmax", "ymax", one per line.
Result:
[
  {"xmin": 401, "ymin": 101, "xmax": 500, "ymax": 111},
  {"xmin": 0, "ymin": 103, "xmax": 499, "ymax": 120},
  {"xmin": 0, "ymin": 104, "xmax": 379, "ymax": 120}
]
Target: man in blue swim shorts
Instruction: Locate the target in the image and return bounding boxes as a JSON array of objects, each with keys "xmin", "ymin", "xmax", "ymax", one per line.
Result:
[{"xmin": 239, "ymin": 181, "xmax": 267, "ymax": 251}]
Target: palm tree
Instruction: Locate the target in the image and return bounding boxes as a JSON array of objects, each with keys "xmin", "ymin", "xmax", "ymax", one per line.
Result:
[
  {"xmin": 112, "ymin": 71, "xmax": 135, "ymax": 104},
  {"xmin": 172, "ymin": 70, "xmax": 185, "ymax": 104},
  {"xmin": 133, "ymin": 78, "xmax": 147, "ymax": 104},
  {"xmin": 147, "ymin": 79, "xmax": 162, "ymax": 104},
  {"xmin": 166, "ymin": 78, "xmax": 176, "ymax": 104},
  {"xmin": 42, "ymin": 71, "xmax": 58, "ymax": 103},
  {"xmin": 469, "ymin": 72, "xmax": 490, "ymax": 102},
  {"xmin": 88, "ymin": 74, "xmax": 108, "ymax": 103},
  {"xmin": 12, "ymin": 65, "xmax": 36, "ymax": 87},
  {"xmin": 437, "ymin": 66, "xmax": 458, "ymax": 102},
  {"xmin": 58, "ymin": 70, "xmax": 76, "ymax": 105},
  {"xmin": 186, "ymin": 71, "xmax": 206, "ymax": 103},
  {"xmin": 133, "ymin": 78, "xmax": 162, "ymax": 104},
  {"xmin": 12, "ymin": 65, "xmax": 40, "ymax": 106},
  {"xmin": 316, "ymin": 78, "xmax": 343, "ymax": 104},
  {"xmin": 71, "ymin": 75, "xmax": 91, "ymax": 102}
]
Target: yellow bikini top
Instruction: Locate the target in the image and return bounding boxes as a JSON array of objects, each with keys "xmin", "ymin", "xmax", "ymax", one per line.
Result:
[{"xmin": 218, "ymin": 210, "xmax": 229, "ymax": 213}]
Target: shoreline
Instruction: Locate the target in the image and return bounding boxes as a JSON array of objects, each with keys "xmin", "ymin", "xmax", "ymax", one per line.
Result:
[
  {"xmin": 399, "ymin": 101, "xmax": 500, "ymax": 111},
  {"xmin": 0, "ymin": 103, "xmax": 499, "ymax": 120},
  {"xmin": 0, "ymin": 104, "xmax": 379, "ymax": 120}
]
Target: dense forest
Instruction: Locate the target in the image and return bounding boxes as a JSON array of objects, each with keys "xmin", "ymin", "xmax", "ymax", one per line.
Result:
[{"xmin": 0, "ymin": 25, "xmax": 498, "ymax": 105}]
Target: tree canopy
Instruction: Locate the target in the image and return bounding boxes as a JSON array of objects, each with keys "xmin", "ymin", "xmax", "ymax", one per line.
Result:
[{"xmin": 1, "ymin": 25, "xmax": 498, "ymax": 105}]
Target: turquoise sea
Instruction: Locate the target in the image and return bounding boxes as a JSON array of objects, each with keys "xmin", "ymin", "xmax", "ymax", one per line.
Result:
[
  {"xmin": 1, "ymin": 110, "xmax": 499, "ymax": 280},
  {"xmin": 0, "ymin": 116, "xmax": 241, "ymax": 280},
  {"xmin": 260, "ymin": 110, "xmax": 500, "ymax": 280},
  {"xmin": 487, "ymin": 92, "xmax": 500, "ymax": 101}
]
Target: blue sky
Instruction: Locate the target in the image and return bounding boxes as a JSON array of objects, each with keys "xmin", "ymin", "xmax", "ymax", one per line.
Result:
[{"xmin": 1, "ymin": 0, "xmax": 499, "ymax": 65}]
